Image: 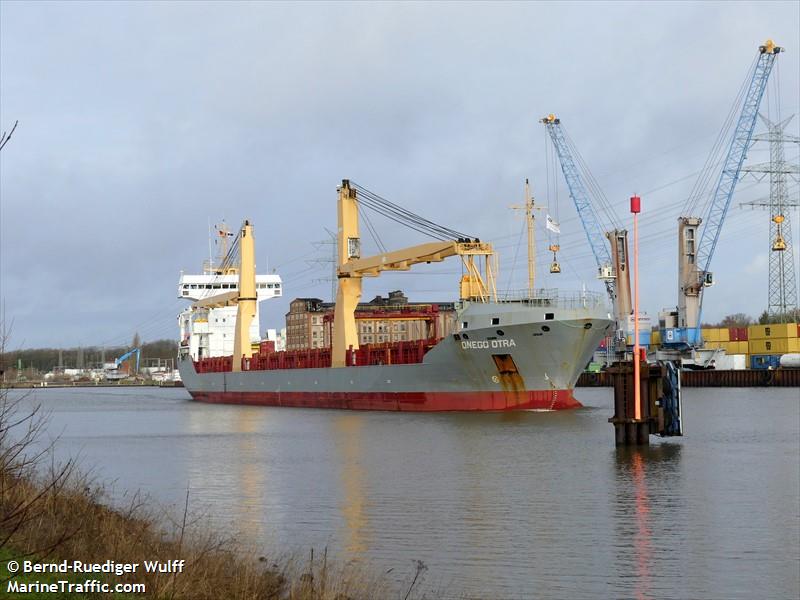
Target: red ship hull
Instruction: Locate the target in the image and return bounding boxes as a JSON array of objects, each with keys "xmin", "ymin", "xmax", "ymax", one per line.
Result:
[{"xmin": 188, "ymin": 389, "xmax": 582, "ymax": 411}]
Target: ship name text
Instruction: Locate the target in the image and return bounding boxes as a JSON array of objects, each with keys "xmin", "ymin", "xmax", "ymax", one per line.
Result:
[{"xmin": 461, "ymin": 339, "xmax": 516, "ymax": 350}]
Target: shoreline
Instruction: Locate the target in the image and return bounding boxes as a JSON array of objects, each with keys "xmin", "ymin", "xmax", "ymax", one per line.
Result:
[{"xmin": 1, "ymin": 381, "xmax": 184, "ymax": 389}]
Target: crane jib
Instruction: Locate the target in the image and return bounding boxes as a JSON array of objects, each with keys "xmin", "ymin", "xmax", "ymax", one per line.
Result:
[
  {"xmin": 696, "ymin": 47, "xmax": 780, "ymax": 277},
  {"xmin": 542, "ymin": 120, "xmax": 615, "ymax": 304}
]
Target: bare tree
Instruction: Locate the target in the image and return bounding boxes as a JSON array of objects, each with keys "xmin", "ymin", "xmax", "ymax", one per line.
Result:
[
  {"xmin": 0, "ymin": 120, "xmax": 18, "ymax": 152},
  {"xmin": 718, "ymin": 313, "xmax": 754, "ymax": 327},
  {"xmin": 0, "ymin": 322, "xmax": 78, "ymax": 578}
]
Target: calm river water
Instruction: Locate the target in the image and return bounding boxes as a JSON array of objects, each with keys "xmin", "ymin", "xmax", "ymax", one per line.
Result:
[{"xmin": 9, "ymin": 386, "xmax": 800, "ymax": 599}]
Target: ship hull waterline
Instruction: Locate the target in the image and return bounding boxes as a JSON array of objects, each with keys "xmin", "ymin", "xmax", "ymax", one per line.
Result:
[
  {"xmin": 187, "ymin": 389, "xmax": 581, "ymax": 411},
  {"xmin": 178, "ymin": 310, "xmax": 613, "ymax": 412}
]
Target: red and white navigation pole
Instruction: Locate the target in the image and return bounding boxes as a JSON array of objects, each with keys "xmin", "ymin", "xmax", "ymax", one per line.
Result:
[{"xmin": 631, "ymin": 194, "xmax": 641, "ymax": 421}]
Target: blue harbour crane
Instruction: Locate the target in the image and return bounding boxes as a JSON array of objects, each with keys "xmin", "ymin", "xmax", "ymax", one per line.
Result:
[
  {"xmin": 666, "ymin": 39, "xmax": 783, "ymax": 348},
  {"xmin": 115, "ymin": 347, "xmax": 141, "ymax": 374},
  {"xmin": 540, "ymin": 114, "xmax": 633, "ymax": 343}
]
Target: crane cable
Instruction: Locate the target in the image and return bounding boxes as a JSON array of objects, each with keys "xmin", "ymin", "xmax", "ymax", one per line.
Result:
[
  {"xmin": 358, "ymin": 205, "xmax": 388, "ymax": 254},
  {"xmin": 681, "ymin": 53, "xmax": 759, "ymax": 219},
  {"xmin": 351, "ymin": 182, "xmax": 477, "ymax": 242},
  {"xmin": 562, "ymin": 128, "xmax": 622, "ymax": 229}
]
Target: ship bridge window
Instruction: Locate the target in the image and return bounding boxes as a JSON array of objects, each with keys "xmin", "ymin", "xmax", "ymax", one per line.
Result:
[
  {"xmin": 190, "ymin": 284, "xmax": 197, "ymax": 289},
  {"xmin": 545, "ymin": 313, "xmax": 554, "ymax": 320},
  {"xmin": 462, "ymin": 321, "xmax": 468, "ymax": 329},
  {"xmin": 491, "ymin": 317, "xmax": 500, "ymax": 325},
  {"xmin": 267, "ymin": 283, "xmax": 273, "ymax": 288}
]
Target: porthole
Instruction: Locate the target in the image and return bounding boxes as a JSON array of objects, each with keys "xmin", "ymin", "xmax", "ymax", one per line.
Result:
[
  {"xmin": 584, "ymin": 323, "xmax": 592, "ymax": 330},
  {"xmin": 542, "ymin": 325, "xmax": 550, "ymax": 332},
  {"xmin": 496, "ymin": 329, "xmax": 505, "ymax": 336},
  {"xmin": 462, "ymin": 333, "xmax": 470, "ymax": 340}
]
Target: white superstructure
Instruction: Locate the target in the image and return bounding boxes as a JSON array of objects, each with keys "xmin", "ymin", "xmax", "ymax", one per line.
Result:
[{"xmin": 177, "ymin": 224, "xmax": 282, "ymax": 361}]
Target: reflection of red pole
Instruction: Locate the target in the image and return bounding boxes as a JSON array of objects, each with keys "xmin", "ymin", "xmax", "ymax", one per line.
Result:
[
  {"xmin": 631, "ymin": 195, "xmax": 641, "ymax": 421},
  {"xmin": 632, "ymin": 451, "xmax": 652, "ymax": 598}
]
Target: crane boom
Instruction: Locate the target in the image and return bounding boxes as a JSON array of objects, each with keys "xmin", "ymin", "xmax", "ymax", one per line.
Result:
[
  {"xmin": 332, "ymin": 180, "xmax": 496, "ymax": 367},
  {"xmin": 540, "ymin": 115, "xmax": 615, "ymax": 300},
  {"xmin": 115, "ymin": 348, "xmax": 140, "ymax": 373},
  {"xmin": 696, "ymin": 40, "xmax": 782, "ymax": 279}
]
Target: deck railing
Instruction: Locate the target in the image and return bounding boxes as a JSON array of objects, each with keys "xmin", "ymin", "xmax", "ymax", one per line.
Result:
[{"xmin": 494, "ymin": 288, "xmax": 608, "ymax": 310}]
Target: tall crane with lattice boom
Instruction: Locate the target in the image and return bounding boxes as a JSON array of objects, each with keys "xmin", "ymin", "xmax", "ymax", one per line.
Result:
[
  {"xmin": 664, "ymin": 40, "xmax": 783, "ymax": 348},
  {"xmin": 540, "ymin": 115, "xmax": 633, "ymax": 343}
]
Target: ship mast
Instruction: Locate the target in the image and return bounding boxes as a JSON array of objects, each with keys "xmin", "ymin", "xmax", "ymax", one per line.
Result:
[
  {"xmin": 511, "ymin": 179, "xmax": 542, "ymax": 297},
  {"xmin": 526, "ymin": 180, "xmax": 536, "ymax": 296}
]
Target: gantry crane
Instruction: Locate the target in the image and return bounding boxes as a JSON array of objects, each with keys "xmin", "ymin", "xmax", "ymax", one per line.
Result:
[
  {"xmin": 664, "ymin": 39, "xmax": 783, "ymax": 348},
  {"xmin": 540, "ymin": 115, "xmax": 633, "ymax": 341}
]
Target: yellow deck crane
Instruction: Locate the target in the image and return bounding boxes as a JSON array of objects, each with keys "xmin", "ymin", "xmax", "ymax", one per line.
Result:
[
  {"xmin": 191, "ymin": 220, "xmax": 257, "ymax": 372},
  {"xmin": 332, "ymin": 180, "xmax": 496, "ymax": 367}
]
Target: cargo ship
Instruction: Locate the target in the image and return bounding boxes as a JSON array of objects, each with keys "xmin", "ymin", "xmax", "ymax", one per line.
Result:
[{"xmin": 178, "ymin": 180, "xmax": 613, "ymax": 411}]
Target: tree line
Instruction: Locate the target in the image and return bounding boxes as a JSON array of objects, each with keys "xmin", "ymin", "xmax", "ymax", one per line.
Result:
[
  {"xmin": 0, "ymin": 339, "xmax": 178, "ymax": 373},
  {"xmin": 703, "ymin": 309, "xmax": 800, "ymax": 328}
]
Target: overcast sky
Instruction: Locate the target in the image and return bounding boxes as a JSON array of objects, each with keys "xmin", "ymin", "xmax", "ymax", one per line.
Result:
[{"xmin": 1, "ymin": 1, "xmax": 798, "ymax": 350}]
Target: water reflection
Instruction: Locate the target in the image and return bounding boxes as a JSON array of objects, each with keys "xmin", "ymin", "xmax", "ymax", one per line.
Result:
[
  {"xmin": 184, "ymin": 406, "xmax": 268, "ymax": 549},
  {"xmin": 613, "ymin": 444, "xmax": 683, "ymax": 600},
  {"xmin": 232, "ymin": 407, "xmax": 267, "ymax": 547},
  {"xmin": 334, "ymin": 414, "xmax": 368, "ymax": 557}
]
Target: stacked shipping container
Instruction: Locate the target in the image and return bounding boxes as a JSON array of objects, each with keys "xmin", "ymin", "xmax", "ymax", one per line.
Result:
[
  {"xmin": 747, "ymin": 323, "xmax": 800, "ymax": 356},
  {"xmin": 693, "ymin": 323, "xmax": 799, "ymax": 368}
]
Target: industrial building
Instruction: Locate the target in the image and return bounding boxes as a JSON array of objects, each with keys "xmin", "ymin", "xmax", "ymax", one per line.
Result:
[{"xmin": 285, "ymin": 290, "xmax": 457, "ymax": 351}]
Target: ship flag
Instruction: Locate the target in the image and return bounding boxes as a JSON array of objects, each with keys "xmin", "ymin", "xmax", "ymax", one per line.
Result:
[{"xmin": 546, "ymin": 215, "xmax": 560, "ymax": 234}]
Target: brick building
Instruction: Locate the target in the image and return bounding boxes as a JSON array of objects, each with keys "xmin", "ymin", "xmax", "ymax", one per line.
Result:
[
  {"xmin": 285, "ymin": 298, "xmax": 332, "ymax": 350},
  {"xmin": 284, "ymin": 291, "xmax": 456, "ymax": 350}
]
